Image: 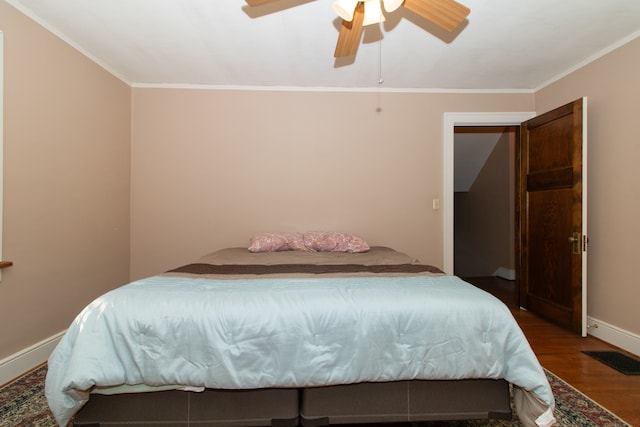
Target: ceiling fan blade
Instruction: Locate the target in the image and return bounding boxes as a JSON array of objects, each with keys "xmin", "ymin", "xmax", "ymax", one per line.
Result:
[
  {"xmin": 245, "ymin": 0, "xmax": 282, "ymax": 6},
  {"xmin": 334, "ymin": 2, "xmax": 365, "ymax": 57},
  {"xmin": 403, "ymin": 0, "xmax": 470, "ymax": 32}
]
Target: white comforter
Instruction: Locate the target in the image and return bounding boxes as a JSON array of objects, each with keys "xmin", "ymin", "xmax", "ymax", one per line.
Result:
[{"xmin": 46, "ymin": 275, "xmax": 555, "ymax": 426}]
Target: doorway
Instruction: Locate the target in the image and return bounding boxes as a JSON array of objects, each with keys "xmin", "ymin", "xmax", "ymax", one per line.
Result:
[
  {"xmin": 453, "ymin": 126, "xmax": 517, "ymax": 279},
  {"xmin": 453, "ymin": 126, "xmax": 518, "ymax": 308},
  {"xmin": 442, "ymin": 112, "xmax": 536, "ymax": 275}
]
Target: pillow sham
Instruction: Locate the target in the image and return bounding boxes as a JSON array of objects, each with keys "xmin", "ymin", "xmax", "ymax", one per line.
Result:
[
  {"xmin": 248, "ymin": 232, "xmax": 306, "ymax": 253},
  {"xmin": 303, "ymin": 231, "xmax": 370, "ymax": 253}
]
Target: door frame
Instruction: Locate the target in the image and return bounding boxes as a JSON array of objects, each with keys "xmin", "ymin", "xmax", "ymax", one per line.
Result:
[
  {"xmin": 0, "ymin": 32, "xmax": 4, "ymax": 281},
  {"xmin": 442, "ymin": 112, "xmax": 535, "ymax": 275}
]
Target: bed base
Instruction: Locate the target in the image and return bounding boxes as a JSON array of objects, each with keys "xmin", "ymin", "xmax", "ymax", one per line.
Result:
[
  {"xmin": 71, "ymin": 388, "xmax": 300, "ymax": 427},
  {"xmin": 72, "ymin": 380, "xmax": 511, "ymax": 427},
  {"xmin": 300, "ymin": 379, "xmax": 512, "ymax": 426}
]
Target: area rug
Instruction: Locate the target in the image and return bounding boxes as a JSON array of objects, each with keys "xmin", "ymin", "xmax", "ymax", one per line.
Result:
[{"xmin": 0, "ymin": 365, "xmax": 630, "ymax": 427}]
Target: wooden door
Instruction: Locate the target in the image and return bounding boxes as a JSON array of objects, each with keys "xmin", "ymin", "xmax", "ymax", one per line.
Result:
[{"xmin": 518, "ymin": 98, "xmax": 587, "ymax": 335}]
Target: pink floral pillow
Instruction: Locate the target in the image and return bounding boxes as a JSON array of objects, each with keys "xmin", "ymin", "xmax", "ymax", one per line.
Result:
[
  {"xmin": 248, "ymin": 232, "xmax": 306, "ymax": 252},
  {"xmin": 303, "ymin": 231, "xmax": 370, "ymax": 253}
]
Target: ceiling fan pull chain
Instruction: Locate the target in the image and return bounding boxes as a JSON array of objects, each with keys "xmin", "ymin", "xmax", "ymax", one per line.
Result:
[
  {"xmin": 376, "ymin": 5, "xmax": 383, "ymax": 113},
  {"xmin": 378, "ymin": 1, "xmax": 384, "ymax": 85},
  {"xmin": 378, "ymin": 38, "xmax": 384, "ymax": 84}
]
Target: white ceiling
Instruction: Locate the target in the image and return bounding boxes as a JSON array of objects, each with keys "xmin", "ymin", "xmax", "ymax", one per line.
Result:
[{"xmin": 6, "ymin": 0, "xmax": 640, "ymax": 90}]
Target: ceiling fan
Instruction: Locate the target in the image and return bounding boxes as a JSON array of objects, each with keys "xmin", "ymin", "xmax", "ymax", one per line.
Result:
[{"xmin": 244, "ymin": 0, "xmax": 470, "ymax": 58}]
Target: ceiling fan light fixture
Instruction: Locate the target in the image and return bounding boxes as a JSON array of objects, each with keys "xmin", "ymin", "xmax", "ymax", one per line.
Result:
[
  {"xmin": 382, "ymin": 0, "xmax": 403, "ymax": 13},
  {"xmin": 332, "ymin": 0, "xmax": 360, "ymax": 21},
  {"xmin": 363, "ymin": 0, "xmax": 385, "ymax": 26}
]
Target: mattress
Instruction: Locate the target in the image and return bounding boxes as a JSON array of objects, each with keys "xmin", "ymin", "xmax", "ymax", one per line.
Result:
[{"xmin": 45, "ymin": 247, "xmax": 555, "ymax": 427}]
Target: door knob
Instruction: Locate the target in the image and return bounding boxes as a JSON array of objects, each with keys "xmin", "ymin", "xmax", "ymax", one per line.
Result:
[{"xmin": 568, "ymin": 232, "xmax": 581, "ymax": 254}]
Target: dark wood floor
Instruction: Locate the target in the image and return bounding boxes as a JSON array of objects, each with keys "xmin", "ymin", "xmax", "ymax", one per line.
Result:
[{"xmin": 464, "ymin": 276, "xmax": 640, "ymax": 426}]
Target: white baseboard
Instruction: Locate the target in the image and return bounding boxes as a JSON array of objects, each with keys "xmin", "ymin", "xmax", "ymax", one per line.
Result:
[
  {"xmin": 493, "ymin": 267, "xmax": 516, "ymax": 281},
  {"xmin": 0, "ymin": 330, "xmax": 66, "ymax": 387},
  {"xmin": 587, "ymin": 316, "xmax": 640, "ymax": 357}
]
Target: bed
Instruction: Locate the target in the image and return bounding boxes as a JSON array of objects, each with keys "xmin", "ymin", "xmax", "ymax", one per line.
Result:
[{"xmin": 45, "ymin": 241, "xmax": 555, "ymax": 427}]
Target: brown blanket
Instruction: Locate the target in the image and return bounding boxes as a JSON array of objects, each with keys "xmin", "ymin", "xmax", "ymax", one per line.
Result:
[
  {"xmin": 167, "ymin": 263, "xmax": 443, "ymax": 275},
  {"xmin": 162, "ymin": 246, "xmax": 445, "ymax": 279}
]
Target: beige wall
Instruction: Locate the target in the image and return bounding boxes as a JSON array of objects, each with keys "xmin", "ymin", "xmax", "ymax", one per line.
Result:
[
  {"xmin": 534, "ymin": 37, "xmax": 640, "ymax": 338},
  {"xmin": 130, "ymin": 89, "xmax": 532, "ymax": 279},
  {"xmin": 0, "ymin": 2, "xmax": 131, "ymax": 359}
]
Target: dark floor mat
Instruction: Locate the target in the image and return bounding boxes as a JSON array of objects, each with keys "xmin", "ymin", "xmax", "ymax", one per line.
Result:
[{"xmin": 583, "ymin": 351, "xmax": 640, "ymax": 375}]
